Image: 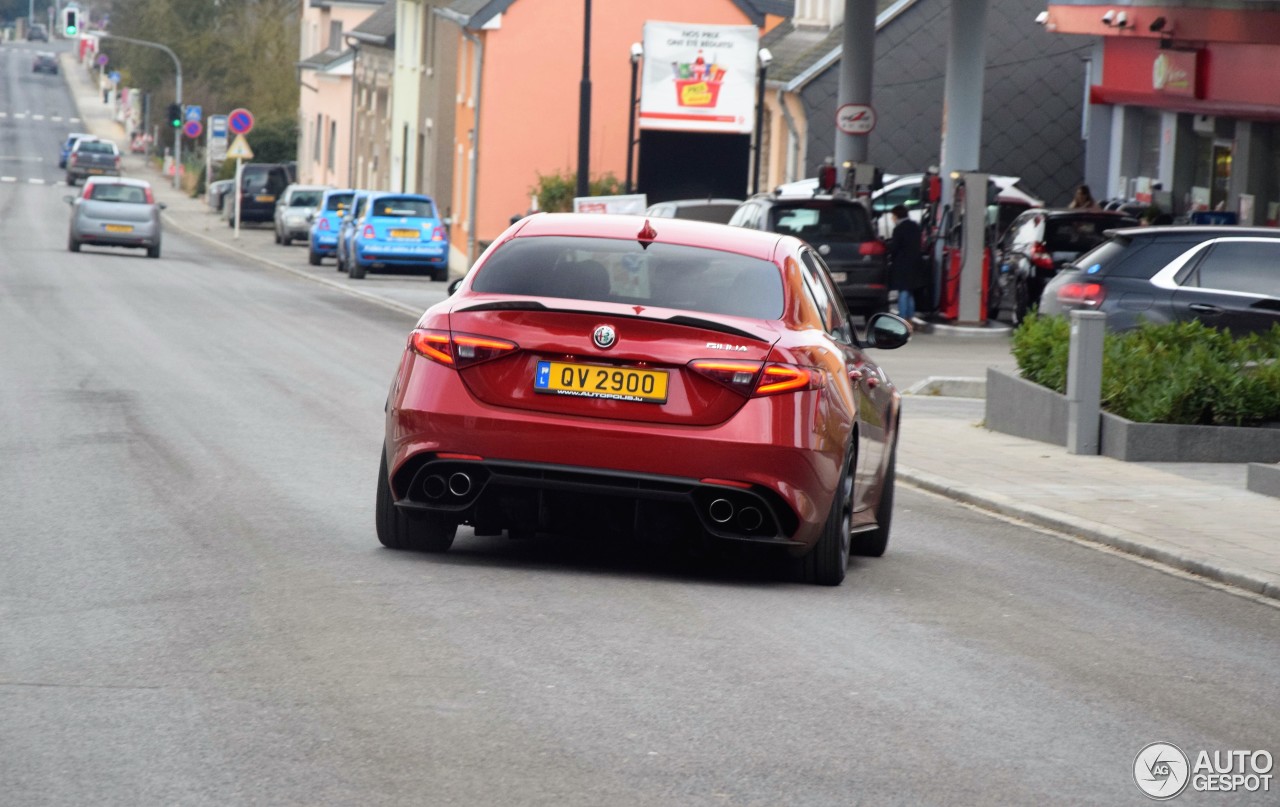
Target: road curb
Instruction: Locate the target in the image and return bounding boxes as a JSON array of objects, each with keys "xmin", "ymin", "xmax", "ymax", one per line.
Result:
[{"xmin": 899, "ymin": 465, "xmax": 1280, "ymax": 601}]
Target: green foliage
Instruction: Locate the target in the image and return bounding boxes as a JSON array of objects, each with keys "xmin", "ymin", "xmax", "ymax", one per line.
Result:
[
  {"xmin": 1013, "ymin": 316, "xmax": 1280, "ymax": 426},
  {"xmin": 531, "ymin": 170, "xmax": 625, "ymax": 213},
  {"xmin": 1010, "ymin": 312, "xmax": 1071, "ymax": 393}
]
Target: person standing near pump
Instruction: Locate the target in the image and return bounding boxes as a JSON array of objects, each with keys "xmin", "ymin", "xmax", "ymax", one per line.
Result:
[
  {"xmin": 1068, "ymin": 184, "xmax": 1099, "ymax": 209},
  {"xmin": 887, "ymin": 204, "xmax": 928, "ymax": 323}
]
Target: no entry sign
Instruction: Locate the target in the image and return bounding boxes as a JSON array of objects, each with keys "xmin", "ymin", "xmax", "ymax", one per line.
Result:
[{"xmin": 227, "ymin": 108, "xmax": 254, "ymax": 135}]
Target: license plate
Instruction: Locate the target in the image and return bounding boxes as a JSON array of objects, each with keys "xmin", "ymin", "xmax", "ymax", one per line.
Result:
[
  {"xmin": 390, "ymin": 229, "xmax": 420, "ymax": 239},
  {"xmin": 535, "ymin": 361, "xmax": 668, "ymax": 404},
  {"xmin": 829, "ymin": 272, "xmax": 848, "ymax": 282},
  {"xmin": 88, "ymin": 168, "xmax": 104, "ymax": 174},
  {"xmin": 256, "ymin": 194, "xmax": 275, "ymax": 203},
  {"xmin": 104, "ymin": 224, "xmax": 133, "ymax": 233}
]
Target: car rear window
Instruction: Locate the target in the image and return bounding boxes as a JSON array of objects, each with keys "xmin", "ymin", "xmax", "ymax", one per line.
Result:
[
  {"xmin": 471, "ymin": 236, "xmax": 784, "ymax": 320},
  {"xmin": 673, "ymin": 204, "xmax": 738, "ymax": 224},
  {"xmin": 1045, "ymin": 217, "xmax": 1136, "ymax": 255},
  {"xmin": 325, "ymin": 193, "xmax": 354, "ymax": 212},
  {"xmin": 370, "ymin": 197, "xmax": 436, "ymax": 218},
  {"xmin": 77, "ymin": 141, "xmax": 115, "ymax": 154},
  {"xmin": 90, "ymin": 184, "xmax": 148, "ymax": 204},
  {"xmin": 768, "ymin": 202, "xmax": 872, "ymax": 242},
  {"xmin": 1075, "ymin": 235, "xmax": 1216, "ymax": 279},
  {"xmin": 290, "ymin": 190, "xmax": 323, "ymax": 207}
]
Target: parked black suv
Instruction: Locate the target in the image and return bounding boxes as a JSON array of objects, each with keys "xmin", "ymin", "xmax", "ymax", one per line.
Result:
[
  {"xmin": 226, "ymin": 163, "xmax": 293, "ymax": 226},
  {"xmin": 1039, "ymin": 226, "xmax": 1280, "ymax": 335},
  {"xmin": 728, "ymin": 193, "xmax": 887, "ymax": 316}
]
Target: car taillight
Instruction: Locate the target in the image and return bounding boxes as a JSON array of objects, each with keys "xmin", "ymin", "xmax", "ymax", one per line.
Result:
[
  {"xmin": 689, "ymin": 360, "xmax": 824, "ymax": 397},
  {"xmin": 69, "ymin": 154, "xmax": 78, "ymax": 166},
  {"xmin": 859, "ymin": 240, "xmax": 887, "ymax": 257},
  {"xmin": 432, "ymin": 225, "xmax": 446, "ymax": 242},
  {"xmin": 1030, "ymin": 241, "xmax": 1055, "ymax": 271},
  {"xmin": 1056, "ymin": 281, "xmax": 1106, "ymax": 308},
  {"xmin": 81, "ymin": 184, "xmax": 93, "ymax": 200},
  {"xmin": 114, "ymin": 156, "xmax": 122, "ymax": 169},
  {"xmin": 408, "ymin": 329, "xmax": 518, "ymax": 368},
  {"xmin": 318, "ymin": 218, "xmax": 330, "ymax": 231},
  {"xmin": 144, "ymin": 187, "xmax": 155, "ymax": 204},
  {"xmin": 362, "ymin": 224, "xmax": 375, "ymax": 240}
]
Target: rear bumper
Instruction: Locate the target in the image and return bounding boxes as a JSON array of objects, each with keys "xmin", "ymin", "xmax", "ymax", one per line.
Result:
[
  {"xmin": 357, "ymin": 244, "xmax": 449, "ymax": 267},
  {"xmin": 387, "ymin": 357, "xmax": 844, "ymax": 549}
]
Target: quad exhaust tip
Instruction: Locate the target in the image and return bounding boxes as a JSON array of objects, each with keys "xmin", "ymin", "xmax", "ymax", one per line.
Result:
[
  {"xmin": 448, "ymin": 472, "xmax": 472, "ymax": 497},
  {"xmin": 709, "ymin": 498, "xmax": 735, "ymax": 524},
  {"xmin": 738, "ymin": 507, "xmax": 763, "ymax": 531},
  {"xmin": 423, "ymin": 475, "xmax": 447, "ymax": 500}
]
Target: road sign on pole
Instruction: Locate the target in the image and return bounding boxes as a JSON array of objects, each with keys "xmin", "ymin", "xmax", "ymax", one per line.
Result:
[
  {"xmin": 184, "ymin": 105, "xmax": 202, "ymax": 123},
  {"xmin": 225, "ymin": 134, "xmax": 253, "ymax": 160},
  {"xmin": 182, "ymin": 119, "xmax": 203, "ymax": 139},
  {"xmin": 227, "ymin": 108, "xmax": 254, "ymax": 135}
]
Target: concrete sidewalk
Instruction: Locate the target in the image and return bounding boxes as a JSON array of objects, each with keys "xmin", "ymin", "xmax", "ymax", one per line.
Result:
[{"xmin": 61, "ymin": 53, "xmax": 1280, "ymax": 602}]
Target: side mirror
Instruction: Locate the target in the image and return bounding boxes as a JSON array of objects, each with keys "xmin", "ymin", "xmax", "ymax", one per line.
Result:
[
  {"xmin": 159, "ymin": 203, "xmax": 168, "ymax": 210},
  {"xmin": 863, "ymin": 312, "xmax": 911, "ymax": 349},
  {"xmin": 447, "ymin": 278, "xmax": 463, "ymax": 295}
]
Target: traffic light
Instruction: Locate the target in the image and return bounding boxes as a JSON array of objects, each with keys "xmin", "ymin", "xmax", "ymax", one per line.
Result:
[
  {"xmin": 63, "ymin": 8, "xmax": 78, "ymax": 37},
  {"xmin": 168, "ymin": 103, "xmax": 183, "ymax": 128}
]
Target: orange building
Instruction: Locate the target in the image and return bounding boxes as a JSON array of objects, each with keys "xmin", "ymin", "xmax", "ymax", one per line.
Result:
[{"xmin": 435, "ymin": 0, "xmax": 788, "ymax": 267}]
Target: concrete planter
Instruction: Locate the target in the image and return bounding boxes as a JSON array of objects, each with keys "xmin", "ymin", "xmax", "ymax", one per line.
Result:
[
  {"xmin": 984, "ymin": 367, "xmax": 1068, "ymax": 446},
  {"xmin": 1100, "ymin": 413, "xmax": 1280, "ymax": 463},
  {"xmin": 1249, "ymin": 464, "xmax": 1280, "ymax": 499},
  {"xmin": 985, "ymin": 367, "xmax": 1280, "ymax": 464}
]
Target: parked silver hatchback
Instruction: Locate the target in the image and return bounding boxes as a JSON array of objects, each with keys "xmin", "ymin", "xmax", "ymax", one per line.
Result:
[{"xmin": 65, "ymin": 177, "xmax": 165, "ymax": 259}]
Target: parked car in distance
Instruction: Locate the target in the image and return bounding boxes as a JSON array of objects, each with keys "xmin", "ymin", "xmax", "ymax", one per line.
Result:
[
  {"xmin": 377, "ymin": 213, "xmax": 911, "ymax": 585},
  {"xmin": 32, "ymin": 51, "xmax": 58, "ymax": 74},
  {"xmin": 274, "ymin": 184, "xmax": 327, "ymax": 246},
  {"xmin": 26, "ymin": 23, "xmax": 48, "ymax": 41},
  {"xmin": 728, "ymin": 192, "xmax": 887, "ymax": 316},
  {"xmin": 1039, "ymin": 226, "xmax": 1280, "ymax": 335},
  {"xmin": 226, "ymin": 163, "xmax": 293, "ymax": 226},
  {"xmin": 644, "ymin": 198, "xmax": 742, "ymax": 224},
  {"xmin": 335, "ymin": 191, "xmax": 371, "ymax": 273},
  {"xmin": 65, "ymin": 177, "xmax": 165, "ymax": 259},
  {"xmin": 346, "ymin": 192, "xmax": 450, "ymax": 280},
  {"xmin": 59, "ymin": 132, "xmax": 94, "ymax": 169},
  {"xmin": 65, "ymin": 138, "xmax": 122, "ymax": 186},
  {"xmin": 867, "ymin": 172, "xmax": 1044, "ymax": 239},
  {"xmin": 207, "ymin": 179, "xmax": 234, "ymax": 212},
  {"xmin": 308, "ymin": 188, "xmax": 357, "ymax": 265},
  {"xmin": 994, "ymin": 208, "xmax": 1139, "ymax": 324}
]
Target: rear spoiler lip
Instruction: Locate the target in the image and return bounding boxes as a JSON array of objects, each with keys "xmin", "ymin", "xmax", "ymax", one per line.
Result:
[{"xmin": 452, "ymin": 299, "xmax": 775, "ymax": 343}]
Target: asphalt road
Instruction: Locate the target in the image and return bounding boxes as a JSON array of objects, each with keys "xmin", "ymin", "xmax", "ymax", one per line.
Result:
[{"xmin": 3, "ymin": 45, "xmax": 1279, "ymax": 806}]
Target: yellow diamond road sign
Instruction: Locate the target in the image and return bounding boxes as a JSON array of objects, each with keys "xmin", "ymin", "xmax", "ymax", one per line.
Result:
[{"xmin": 226, "ymin": 133, "xmax": 254, "ymax": 160}]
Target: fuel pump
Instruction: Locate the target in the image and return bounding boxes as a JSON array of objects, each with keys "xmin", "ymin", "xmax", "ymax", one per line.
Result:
[{"xmin": 936, "ymin": 171, "xmax": 998, "ymax": 323}]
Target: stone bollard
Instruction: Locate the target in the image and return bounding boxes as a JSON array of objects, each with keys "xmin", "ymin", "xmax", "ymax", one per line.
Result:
[{"xmin": 1066, "ymin": 310, "xmax": 1106, "ymax": 455}]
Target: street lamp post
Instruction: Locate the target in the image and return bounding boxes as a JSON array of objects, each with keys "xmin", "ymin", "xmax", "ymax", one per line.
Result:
[
  {"xmin": 100, "ymin": 33, "xmax": 183, "ymax": 190},
  {"xmin": 625, "ymin": 42, "xmax": 642, "ymax": 194},
  {"xmin": 752, "ymin": 48, "xmax": 772, "ymax": 196},
  {"xmin": 575, "ymin": 0, "xmax": 592, "ymax": 199}
]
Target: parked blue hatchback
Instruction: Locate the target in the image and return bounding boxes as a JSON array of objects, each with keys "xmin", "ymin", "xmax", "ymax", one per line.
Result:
[
  {"xmin": 308, "ymin": 188, "xmax": 357, "ymax": 265},
  {"xmin": 347, "ymin": 193, "xmax": 450, "ymax": 281}
]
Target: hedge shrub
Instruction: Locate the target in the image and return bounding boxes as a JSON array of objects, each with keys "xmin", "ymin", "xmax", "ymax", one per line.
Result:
[{"xmin": 1011, "ymin": 314, "xmax": 1280, "ymax": 426}]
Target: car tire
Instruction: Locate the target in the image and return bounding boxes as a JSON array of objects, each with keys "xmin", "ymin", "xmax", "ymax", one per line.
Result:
[
  {"xmin": 802, "ymin": 451, "xmax": 852, "ymax": 586},
  {"xmin": 228, "ymin": 215, "xmax": 235, "ymax": 229},
  {"xmin": 376, "ymin": 450, "xmax": 456, "ymax": 552},
  {"xmin": 282, "ymin": 234, "xmax": 292, "ymax": 247},
  {"xmin": 308, "ymin": 248, "xmax": 322, "ymax": 266},
  {"xmin": 65, "ymin": 174, "xmax": 76, "ymax": 187},
  {"xmin": 432, "ymin": 267, "xmax": 447, "ymax": 282},
  {"xmin": 274, "ymin": 229, "xmax": 281, "ymax": 244},
  {"xmin": 349, "ymin": 257, "xmax": 367, "ymax": 280},
  {"xmin": 147, "ymin": 244, "xmax": 161, "ymax": 259},
  {"xmin": 68, "ymin": 235, "xmax": 81, "ymax": 253},
  {"xmin": 853, "ymin": 438, "xmax": 896, "ymax": 558}
]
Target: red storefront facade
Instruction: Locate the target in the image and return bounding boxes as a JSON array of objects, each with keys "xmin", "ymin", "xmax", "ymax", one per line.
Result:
[{"xmin": 1044, "ymin": 3, "xmax": 1280, "ymax": 223}]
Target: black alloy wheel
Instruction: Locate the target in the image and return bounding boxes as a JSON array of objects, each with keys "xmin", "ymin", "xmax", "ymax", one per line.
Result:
[
  {"xmin": 376, "ymin": 450, "xmax": 457, "ymax": 552},
  {"xmin": 803, "ymin": 450, "xmax": 853, "ymax": 586}
]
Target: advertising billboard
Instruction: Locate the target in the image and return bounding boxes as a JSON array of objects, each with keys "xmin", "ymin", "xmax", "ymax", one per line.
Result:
[{"xmin": 638, "ymin": 21, "xmax": 759, "ymax": 135}]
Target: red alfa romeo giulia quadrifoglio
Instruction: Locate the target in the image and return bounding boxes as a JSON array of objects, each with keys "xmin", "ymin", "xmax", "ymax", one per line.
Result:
[{"xmin": 378, "ymin": 213, "xmax": 910, "ymax": 585}]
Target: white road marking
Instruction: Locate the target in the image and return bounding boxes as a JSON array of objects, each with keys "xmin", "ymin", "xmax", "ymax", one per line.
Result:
[
  {"xmin": 32, "ymin": 115, "xmax": 45, "ymax": 121},
  {"xmin": 69, "ymin": 117, "xmax": 81, "ymax": 123},
  {"xmin": 1, "ymin": 177, "xmax": 16, "ymax": 183},
  {"xmin": 14, "ymin": 113, "xmax": 27, "ymax": 120},
  {"xmin": 51, "ymin": 116, "xmax": 63, "ymax": 122},
  {"xmin": 0, "ymin": 113, "xmax": 7, "ymax": 119},
  {"xmin": 28, "ymin": 178, "xmax": 45, "ymax": 185}
]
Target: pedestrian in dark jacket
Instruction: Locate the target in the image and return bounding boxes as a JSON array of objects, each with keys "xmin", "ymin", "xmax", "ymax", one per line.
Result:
[{"xmin": 887, "ymin": 204, "xmax": 927, "ymax": 321}]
